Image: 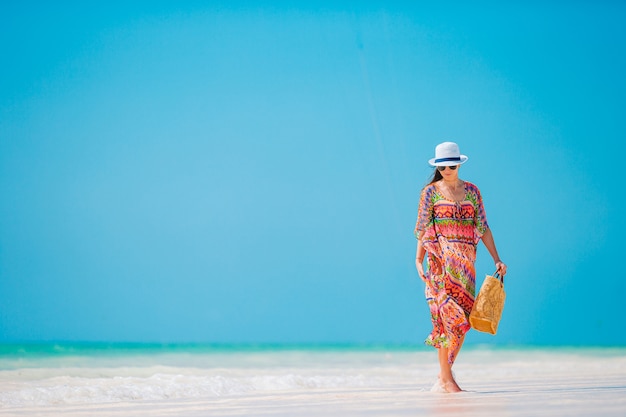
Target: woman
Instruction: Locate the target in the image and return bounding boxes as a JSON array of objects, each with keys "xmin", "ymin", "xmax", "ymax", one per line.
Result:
[{"xmin": 414, "ymin": 142, "xmax": 507, "ymax": 393}]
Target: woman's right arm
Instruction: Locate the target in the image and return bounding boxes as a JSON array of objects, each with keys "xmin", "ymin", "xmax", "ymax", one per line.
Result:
[{"xmin": 415, "ymin": 231, "xmax": 426, "ymax": 281}]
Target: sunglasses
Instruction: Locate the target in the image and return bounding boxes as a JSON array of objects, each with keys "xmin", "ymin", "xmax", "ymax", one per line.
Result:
[{"xmin": 437, "ymin": 165, "xmax": 458, "ymax": 171}]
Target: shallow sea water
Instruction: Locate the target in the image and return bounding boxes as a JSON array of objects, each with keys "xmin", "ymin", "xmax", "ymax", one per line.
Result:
[{"xmin": 0, "ymin": 344, "xmax": 625, "ymax": 416}]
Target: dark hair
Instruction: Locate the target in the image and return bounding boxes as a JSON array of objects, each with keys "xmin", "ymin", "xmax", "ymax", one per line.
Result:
[{"xmin": 428, "ymin": 168, "xmax": 443, "ymax": 184}]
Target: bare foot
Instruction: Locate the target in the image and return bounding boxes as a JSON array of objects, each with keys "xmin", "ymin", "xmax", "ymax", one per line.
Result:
[
  {"xmin": 440, "ymin": 377, "xmax": 463, "ymax": 393},
  {"xmin": 432, "ymin": 375, "xmax": 463, "ymax": 393}
]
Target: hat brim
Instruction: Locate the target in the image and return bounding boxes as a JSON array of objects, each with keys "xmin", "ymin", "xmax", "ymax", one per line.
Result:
[{"xmin": 428, "ymin": 155, "xmax": 469, "ymax": 167}]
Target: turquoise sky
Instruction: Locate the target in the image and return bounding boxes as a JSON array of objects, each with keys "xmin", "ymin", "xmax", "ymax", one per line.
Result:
[{"xmin": 1, "ymin": 2, "xmax": 624, "ymax": 346}]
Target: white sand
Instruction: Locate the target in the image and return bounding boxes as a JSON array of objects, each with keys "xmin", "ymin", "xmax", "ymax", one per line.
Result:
[{"xmin": 1, "ymin": 348, "xmax": 625, "ymax": 417}]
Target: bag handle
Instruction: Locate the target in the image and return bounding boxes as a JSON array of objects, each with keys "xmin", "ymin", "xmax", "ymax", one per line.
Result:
[{"xmin": 493, "ymin": 271, "xmax": 505, "ymax": 285}]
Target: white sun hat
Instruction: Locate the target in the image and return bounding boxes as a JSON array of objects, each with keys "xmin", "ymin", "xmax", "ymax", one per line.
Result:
[{"xmin": 428, "ymin": 142, "xmax": 469, "ymax": 166}]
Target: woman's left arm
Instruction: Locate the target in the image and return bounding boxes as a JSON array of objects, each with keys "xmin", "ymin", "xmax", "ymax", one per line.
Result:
[{"xmin": 481, "ymin": 228, "xmax": 507, "ymax": 276}]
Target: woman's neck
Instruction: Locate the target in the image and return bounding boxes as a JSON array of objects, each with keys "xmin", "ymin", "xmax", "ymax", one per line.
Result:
[{"xmin": 441, "ymin": 178, "xmax": 462, "ymax": 189}]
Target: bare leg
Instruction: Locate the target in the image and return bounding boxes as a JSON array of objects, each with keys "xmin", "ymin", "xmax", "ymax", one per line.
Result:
[{"xmin": 437, "ymin": 335, "xmax": 466, "ymax": 393}]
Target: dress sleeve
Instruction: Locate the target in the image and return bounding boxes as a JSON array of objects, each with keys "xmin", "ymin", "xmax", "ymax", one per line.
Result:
[
  {"xmin": 415, "ymin": 184, "xmax": 443, "ymax": 265},
  {"xmin": 472, "ymin": 184, "xmax": 489, "ymax": 243},
  {"xmin": 414, "ymin": 185, "xmax": 435, "ymax": 238}
]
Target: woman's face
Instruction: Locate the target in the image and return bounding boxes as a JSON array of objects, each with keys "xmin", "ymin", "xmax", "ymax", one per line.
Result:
[{"xmin": 438, "ymin": 165, "xmax": 459, "ymax": 180}]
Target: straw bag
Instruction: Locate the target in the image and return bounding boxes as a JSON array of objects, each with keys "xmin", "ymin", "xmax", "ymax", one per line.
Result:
[{"xmin": 469, "ymin": 271, "xmax": 506, "ymax": 334}]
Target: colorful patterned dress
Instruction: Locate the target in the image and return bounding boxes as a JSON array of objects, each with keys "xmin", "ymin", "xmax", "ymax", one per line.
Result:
[{"xmin": 414, "ymin": 181, "xmax": 489, "ymax": 364}]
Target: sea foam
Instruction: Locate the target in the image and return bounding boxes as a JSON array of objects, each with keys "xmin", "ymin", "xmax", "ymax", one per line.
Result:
[{"xmin": 1, "ymin": 346, "xmax": 625, "ymax": 409}]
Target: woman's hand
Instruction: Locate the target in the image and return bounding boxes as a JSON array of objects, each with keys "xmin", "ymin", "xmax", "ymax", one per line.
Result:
[
  {"xmin": 417, "ymin": 257, "xmax": 443, "ymax": 280},
  {"xmin": 430, "ymin": 258, "xmax": 442, "ymax": 276},
  {"xmin": 496, "ymin": 261, "xmax": 507, "ymax": 276}
]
